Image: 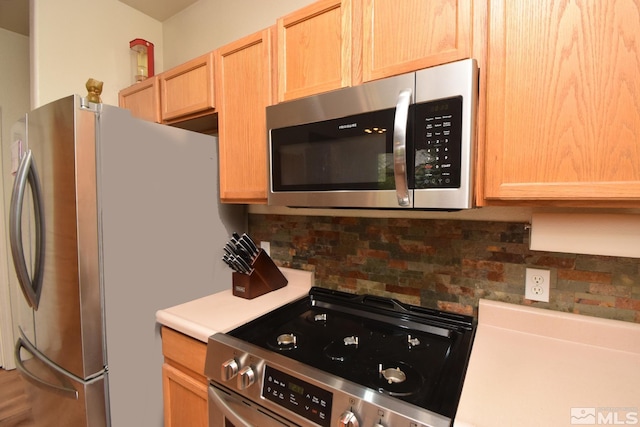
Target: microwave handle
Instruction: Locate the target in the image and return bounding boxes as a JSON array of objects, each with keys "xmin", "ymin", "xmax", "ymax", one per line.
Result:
[{"xmin": 393, "ymin": 88, "xmax": 412, "ymax": 207}]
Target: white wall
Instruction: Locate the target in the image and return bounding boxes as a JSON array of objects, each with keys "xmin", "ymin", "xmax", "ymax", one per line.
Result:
[
  {"xmin": 31, "ymin": 0, "xmax": 164, "ymax": 107},
  {"xmin": 30, "ymin": 0, "xmax": 317, "ymax": 105},
  {"xmin": 162, "ymin": 0, "xmax": 316, "ymax": 69},
  {"xmin": 0, "ymin": 28, "xmax": 30, "ymax": 145},
  {"xmin": 0, "ymin": 27, "xmax": 30, "ymax": 369}
]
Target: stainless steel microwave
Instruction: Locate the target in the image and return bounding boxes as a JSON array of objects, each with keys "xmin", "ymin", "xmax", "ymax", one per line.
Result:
[{"xmin": 267, "ymin": 59, "xmax": 478, "ymax": 210}]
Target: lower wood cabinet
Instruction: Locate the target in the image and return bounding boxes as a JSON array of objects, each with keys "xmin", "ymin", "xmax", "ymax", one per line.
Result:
[{"xmin": 161, "ymin": 326, "xmax": 208, "ymax": 427}]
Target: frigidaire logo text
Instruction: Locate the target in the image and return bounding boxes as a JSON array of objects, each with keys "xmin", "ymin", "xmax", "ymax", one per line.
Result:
[{"xmin": 338, "ymin": 123, "xmax": 357, "ymax": 130}]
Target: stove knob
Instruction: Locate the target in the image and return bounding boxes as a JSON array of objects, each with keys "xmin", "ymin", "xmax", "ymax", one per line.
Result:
[
  {"xmin": 221, "ymin": 358, "xmax": 239, "ymax": 381},
  {"xmin": 338, "ymin": 410, "xmax": 359, "ymax": 427},
  {"xmin": 237, "ymin": 366, "xmax": 255, "ymax": 390}
]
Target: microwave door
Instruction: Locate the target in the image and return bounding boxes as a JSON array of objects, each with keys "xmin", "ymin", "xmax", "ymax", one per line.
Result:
[{"xmin": 268, "ymin": 71, "xmax": 415, "ymax": 209}]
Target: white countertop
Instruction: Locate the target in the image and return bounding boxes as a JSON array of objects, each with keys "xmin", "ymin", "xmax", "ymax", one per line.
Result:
[
  {"xmin": 155, "ymin": 267, "xmax": 313, "ymax": 342},
  {"xmin": 455, "ymin": 299, "xmax": 640, "ymax": 427}
]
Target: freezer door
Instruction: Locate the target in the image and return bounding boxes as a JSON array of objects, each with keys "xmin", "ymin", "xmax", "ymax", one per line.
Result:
[
  {"xmin": 15, "ymin": 335, "xmax": 108, "ymax": 427},
  {"xmin": 21, "ymin": 95, "xmax": 105, "ymax": 379}
]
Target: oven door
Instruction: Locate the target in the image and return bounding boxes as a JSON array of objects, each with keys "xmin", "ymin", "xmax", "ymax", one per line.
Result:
[{"xmin": 209, "ymin": 383, "xmax": 300, "ymax": 427}]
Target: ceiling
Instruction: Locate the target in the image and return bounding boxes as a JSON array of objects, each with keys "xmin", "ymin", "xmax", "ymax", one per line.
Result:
[
  {"xmin": 117, "ymin": 0, "xmax": 199, "ymax": 21},
  {"xmin": 0, "ymin": 0, "xmax": 198, "ymax": 37}
]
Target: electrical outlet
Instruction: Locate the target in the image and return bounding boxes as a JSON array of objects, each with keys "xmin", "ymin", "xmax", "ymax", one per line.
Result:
[{"xmin": 524, "ymin": 268, "xmax": 550, "ymax": 302}]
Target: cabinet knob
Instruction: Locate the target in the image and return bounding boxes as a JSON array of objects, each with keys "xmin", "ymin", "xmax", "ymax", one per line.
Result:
[
  {"xmin": 237, "ymin": 366, "xmax": 255, "ymax": 390},
  {"xmin": 221, "ymin": 358, "xmax": 238, "ymax": 381}
]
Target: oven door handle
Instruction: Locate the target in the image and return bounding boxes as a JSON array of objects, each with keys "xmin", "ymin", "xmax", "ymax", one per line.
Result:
[
  {"xmin": 209, "ymin": 385, "xmax": 295, "ymax": 427},
  {"xmin": 393, "ymin": 88, "xmax": 412, "ymax": 207},
  {"xmin": 209, "ymin": 386, "xmax": 253, "ymax": 427}
]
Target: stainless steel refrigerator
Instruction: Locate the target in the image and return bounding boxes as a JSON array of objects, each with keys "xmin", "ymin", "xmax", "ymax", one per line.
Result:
[{"xmin": 5, "ymin": 94, "xmax": 246, "ymax": 426}]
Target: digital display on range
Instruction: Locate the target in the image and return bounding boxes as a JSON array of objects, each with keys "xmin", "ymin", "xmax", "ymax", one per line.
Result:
[
  {"xmin": 262, "ymin": 365, "xmax": 333, "ymax": 427},
  {"xmin": 288, "ymin": 382, "xmax": 305, "ymax": 396}
]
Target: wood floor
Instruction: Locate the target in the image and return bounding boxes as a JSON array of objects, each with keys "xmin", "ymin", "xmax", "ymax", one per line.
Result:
[{"xmin": 0, "ymin": 368, "xmax": 34, "ymax": 426}]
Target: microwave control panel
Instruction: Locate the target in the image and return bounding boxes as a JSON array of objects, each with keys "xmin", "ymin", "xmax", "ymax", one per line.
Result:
[{"xmin": 413, "ymin": 96, "xmax": 463, "ymax": 189}]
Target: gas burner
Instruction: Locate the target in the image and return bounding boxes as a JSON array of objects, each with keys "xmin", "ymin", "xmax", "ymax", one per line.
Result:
[
  {"xmin": 267, "ymin": 332, "xmax": 299, "ymax": 351},
  {"xmin": 343, "ymin": 336, "xmax": 359, "ymax": 346},
  {"xmin": 277, "ymin": 333, "xmax": 297, "ymax": 346},
  {"xmin": 379, "ymin": 365, "xmax": 406, "ymax": 384},
  {"xmin": 370, "ymin": 361, "xmax": 424, "ymax": 397},
  {"xmin": 322, "ymin": 335, "xmax": 360, "ymax": 361},
  {"xmin": 314, "ymin": 313, "xmax": 327, "ymax": 322},
  {"xmin": 407, "ymin": 335, "xmax": 422, "ymax": 348},
  {"xmin": 304, "ymin": 311, "xmax": 328, "ymax": 325}
]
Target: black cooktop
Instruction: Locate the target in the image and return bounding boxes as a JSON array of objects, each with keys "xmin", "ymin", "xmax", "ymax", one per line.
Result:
[{"xmin": 228, "ymin": 287, "xmax": 476, "ymax": 419}]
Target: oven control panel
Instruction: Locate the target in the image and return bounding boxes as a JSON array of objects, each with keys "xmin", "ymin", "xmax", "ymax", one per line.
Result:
[{"xmin": 262, "ymin": 365, "xmax": 333, "ymax": 427}]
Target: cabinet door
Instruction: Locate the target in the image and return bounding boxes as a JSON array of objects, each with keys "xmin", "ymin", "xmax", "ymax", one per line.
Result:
[
  {"xmin": 483, "ymin": 0, "xmax": 640, "ymax": 204},
  {"xmin": 161, "ymin": 327, "xmax": 208, "ymax": 427},
  {"xmin": 162, "ymin": 364, "xmax": 208, "ymax": 427},
  {"xmin": 216, "ymin": 28, "xmax": 272, "ymax": 204},
  {"xmin": 277, "ymin": 0, "xmax": 352, "ymax": 102},
  {"xmin": 118, "ymin": 76, "xmax": 160, "ymax": 123},
  {"xmin": 160, "ymin": 52, "xmax": 215, "ymax": 123},
  {"xmin": 358, "ymin": 0, "xmax": 472, "ymax": 83}
]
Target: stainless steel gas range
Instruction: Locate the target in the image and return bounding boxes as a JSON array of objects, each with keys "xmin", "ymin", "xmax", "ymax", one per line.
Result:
[{"xmin": 204, "ymin": 287, "xmax": 476, "ymax": 427}]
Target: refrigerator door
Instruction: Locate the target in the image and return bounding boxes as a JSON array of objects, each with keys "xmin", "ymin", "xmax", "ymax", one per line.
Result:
[
  {"xmin": 9, "ymin": 94, "xmax": 246, "ymax": 426},
  {"xmin": 14, "ymin": 334, "xmax": 108, "ymax": 427},
  {"xmin": 17, "ymin": 95, "xmax": 105, "ymax": 379},
  {"xmin": 96, "ymin": 102, "xmax": 245, "ymax": 426},
  {"xmin": 2, "ymin": 118, "xmax": 37, "ymax": 368}
]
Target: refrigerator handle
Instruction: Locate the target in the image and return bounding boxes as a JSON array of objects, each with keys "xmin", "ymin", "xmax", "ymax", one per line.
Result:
[
  {"xmin": 14, "ymin": 336, "xmax": 79, "ymax": 399},
  {"xmin": 9, "ymin": 149, "xmax": 46, "ymax": 309}
]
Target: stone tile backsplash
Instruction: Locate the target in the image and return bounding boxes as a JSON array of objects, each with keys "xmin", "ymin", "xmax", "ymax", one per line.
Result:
[{"xmin": 249, "ymin": 214, "xmax": 640, "ymax": 323}]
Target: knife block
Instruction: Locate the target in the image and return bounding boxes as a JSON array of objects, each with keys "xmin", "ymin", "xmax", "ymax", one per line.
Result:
[{"xmin": 232, "ymin": 250, "xmax": 288, "ymax": 299}]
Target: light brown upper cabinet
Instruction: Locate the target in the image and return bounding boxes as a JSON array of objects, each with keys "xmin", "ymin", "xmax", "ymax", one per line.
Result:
[
  {"xmin": 216, "ymin": 28, "xmax": 273, "ymax": 204},
  {"xmin": 481, "ymin": 0, "xmax": 640, "ymax": 206},
  {"xmin": 159, "ymin": 52, "xmax": 215, "ymax": 124},
  {"xmin": 118, "ymin": 76, "xmax": 161, "ymax": 123},
  {"xmin": 277, "ymin": 0, "xmax": 352, "ymax": 102},
  {"xmin": 275, "ymin": 0, "xmax": 474, "ymax": 101},
  {"xmin": 356, "ymin": 0, "xmax": 472, "ymax": 84}
]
